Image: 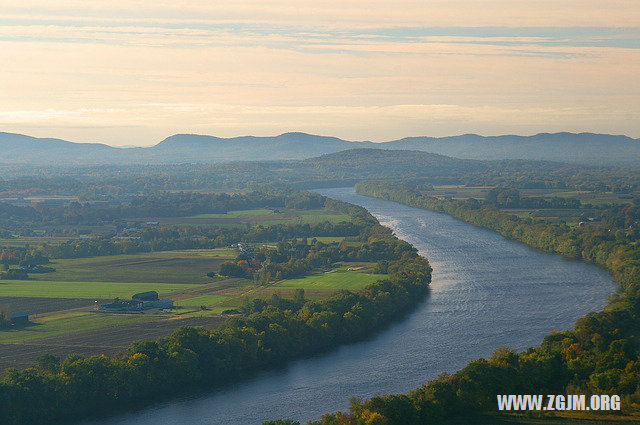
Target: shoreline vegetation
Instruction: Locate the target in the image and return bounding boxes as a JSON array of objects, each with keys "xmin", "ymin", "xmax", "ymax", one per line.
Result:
[
  {"xmin": 0, "ymin": 192, "xmax": 432, "ymax": 425},
  {"xmin": 284, "ymin": 182, "xmax": 640, "ymax": 424}
]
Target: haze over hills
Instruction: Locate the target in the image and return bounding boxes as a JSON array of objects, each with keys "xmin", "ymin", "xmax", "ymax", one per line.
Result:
[{"xmin": 2, "ymin": 130, "xmax": 639, "ymax": 166}]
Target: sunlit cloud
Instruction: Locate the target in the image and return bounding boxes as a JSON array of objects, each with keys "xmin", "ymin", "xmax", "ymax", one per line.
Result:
[{"xmin": 0, "ymin": 1, "xmax": 639, "ymax": 145}]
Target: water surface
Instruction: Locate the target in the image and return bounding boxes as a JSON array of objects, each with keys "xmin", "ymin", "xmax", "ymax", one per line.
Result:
[{"xmin": 83, "ymin": 187, "xmax": 616, "ymax": 425}]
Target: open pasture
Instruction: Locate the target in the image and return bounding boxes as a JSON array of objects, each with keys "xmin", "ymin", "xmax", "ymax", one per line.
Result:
[
  {"xmin": 0, "ymin": 280, "xmax": 201, "ymax": 299},
  {"xmin": 273, "ymin": 266, "xmax": 381, "ymax": 291},
  {"xmin": 29, "ymin": 248, "xmax": 234, "ymax": 284},
  {"xmin": 0, "ymin": 296, "xmax": 101, "ymax": 315},
  {"xmin": 546, "ymin": 190, "xmax": 636, "ymax": 206},
  {"xmin": 0, "ymin": 236, "xmax": 74, "ymax": 247},
  {"xmin": 429, "ymin": 186, "xmax": 491, "ymax": 200},
  {"xmin": 0, "ymin": 311, "xmax": 159, "ymax": 344},
  {"xmin": 192, "ymin": 208, "xmax": 274, "ymax": 218},
  {"xmin": 146, "ymin": 208, "xmax": 351, "ymax": 227},
  {"xmin": 0, "ymin": 315, "xmax": 225, "ymax": 370}
]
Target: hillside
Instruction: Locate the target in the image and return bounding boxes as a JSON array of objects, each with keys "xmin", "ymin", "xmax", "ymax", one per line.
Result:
[
  {"xmin": 306, "ymin": 148, "xmax": 488, "ymax": 177},
  {"xmin": 1, "ymin": 131, "xmax": 639, "ymax": 165},
  {"xmin": 386, "ymin": 132, "xmax": 640, "ymax": 165}
]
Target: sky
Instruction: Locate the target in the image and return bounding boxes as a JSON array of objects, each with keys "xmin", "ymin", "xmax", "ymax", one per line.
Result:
[{"xmin": 1, "ymin": 1, "xmax": 639, "ymax": 146}]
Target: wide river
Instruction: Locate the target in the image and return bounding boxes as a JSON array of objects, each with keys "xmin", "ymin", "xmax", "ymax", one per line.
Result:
[{"xmin": 83, "ymin": 187, "xmax": 616, "ymax": 425}]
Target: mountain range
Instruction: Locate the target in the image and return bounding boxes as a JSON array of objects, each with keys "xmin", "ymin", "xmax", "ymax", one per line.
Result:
[{"xmin": 1, "ymin": 131, "xmax": 639, "ymax": 166}]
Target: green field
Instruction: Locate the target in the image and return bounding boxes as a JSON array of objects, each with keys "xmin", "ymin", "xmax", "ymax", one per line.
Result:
[
  {"xmin": 273, "ymin": 268, "xmax": 381, "ymax": 291},
  {"xmin": 308, "ymin": 236, "xmax": 346, "ymax": 244},
  {"xmin": 27, "ymin": 249, "xmax": 234, "ymax": 284},
  {"xmin": 190, "ymin": 208, "xmax": 351, "ymax": 225},
  {"xmin": 0, "ymin": 280, "xmax": 201, "ymax": 299},
  {"xmin": 192, "ymin": 209, "xmax": 274, "ymax": 218},
  {"xmin": 0, "ymin": 236, "xmax": 73, "ymax": 247},
  {"xmin": 0, "ymin": 243, "xmax": 385, "ymax": 356},
  {"xmin": 293, "ymin": 210, "xmax": 351, "ymax": 224},
  {"xmin": 546, "ymin": 190, "xmax": 635, "ymax": 205},
  {"xmin": 173, "ymin": 294, "xmax": 230, "ymax": 307},
  {"xmin": 0, "ymin": 311, "xmax": 157, "ymax": 344}
]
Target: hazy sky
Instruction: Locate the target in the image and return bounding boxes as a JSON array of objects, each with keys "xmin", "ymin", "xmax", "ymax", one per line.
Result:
[{"xmin": 1, "ymin": 1, "xmax": 639, "ymax": 146}]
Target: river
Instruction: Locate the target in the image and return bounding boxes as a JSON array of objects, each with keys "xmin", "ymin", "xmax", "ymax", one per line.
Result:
[{"xmin": 82, "ymin": 187, "xmax": 616, "ymax": 425}]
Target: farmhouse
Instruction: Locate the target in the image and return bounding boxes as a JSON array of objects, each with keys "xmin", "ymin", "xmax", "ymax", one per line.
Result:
[{"xmin": 100, "ymin": 291, "xmax": 173, "ymax": 312}]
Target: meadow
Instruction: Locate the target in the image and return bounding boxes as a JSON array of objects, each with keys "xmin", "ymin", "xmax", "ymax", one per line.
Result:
[
  {"xmin": 273, "ymin": 265, "xmax": 380, "ymax": 291},
  {"xmin": 0, "ymin": 311, "xmax": 158, "ymax": 344},
  {"xmin": 153, "ymin": 208, "xmax": 351, "ymax": 227},
  {"xmin": 0, "ymin": 280, "xmax": 201, "ymax": 299},
  {"xmin": 0, "ymin": 241, "xmax": 384, "ymax": 368},
  {"xmin": 33, "ymin": 248, "xmax": 235, "ymax": 284}
]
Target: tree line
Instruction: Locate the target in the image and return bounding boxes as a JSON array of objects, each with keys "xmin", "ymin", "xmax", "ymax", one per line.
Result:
[{"xmin": 0, "ymin": 191, "xmax": 330, "ymax": 228}]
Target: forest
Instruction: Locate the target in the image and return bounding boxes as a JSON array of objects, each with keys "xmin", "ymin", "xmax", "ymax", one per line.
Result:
[{"xmin": 278, "ymin": 181, "xmax": 640, "ymax": 424}]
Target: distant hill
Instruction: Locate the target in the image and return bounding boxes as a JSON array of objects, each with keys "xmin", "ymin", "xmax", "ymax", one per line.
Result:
[
  {"xmin": 384, "ymin": 132, "xmax": 640, "ymax": 165},
  {"xmin": 0, "ymin": 132, "xmax": 118, "ymax": 164},
  {"xmin": 1, "ymin": 131, "xmax": 638, "ymax": 166},
  {"xmin": 152, "ymin": 132, "xmax": 370, "ymax": 162},
  {"xmin": 306, "ymin": 148, "xmax": 488, "ymax": 177}
]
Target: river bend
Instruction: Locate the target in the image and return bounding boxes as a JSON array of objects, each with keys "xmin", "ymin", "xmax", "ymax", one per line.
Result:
[{"xmin": 82, "ymin": 187, "xmax": 616, "ymax": 425}]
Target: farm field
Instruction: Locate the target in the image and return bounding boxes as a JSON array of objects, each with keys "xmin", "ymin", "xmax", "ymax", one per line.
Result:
[
  {"xmin": 147, "ymin": 208, "xmax": 351, "ymax": 227},
  {"xmin": 0, "ymin": 311, "xmax": 160, "ymax": 344},
  {"xmin": 0, "ymin": 296, "xmax": 100, "ymax": 315},
  {"xmin": 425, "ymin": 186, "xmax": 635, "ymax": 225},
  {"xmin": 0, "ymin": 236, "xmax": 74, "ymax": 247},
  {"xmin": 545, "ymin": 190, "xmax": 636, "ymax": 205},
  {"xmin": 307, "ymin": 236, "xmax": 346, "ymax": 244},
  {"xmin": 428, "ymin": 186, "xmax": 635, "ymax": 207},
  {"xmin": 0, "ymin": 243, "xmax": 385, "ymax": 369},
  {"xmin": 273, "ymin": 264, "xmax": 380, "ymax": 291},
  {"xmin": 0, "ymin": 315, "xmax": 225, "ymax": 370},
  {"xmin": 0, "ymin": 248, "xmax": 241, "ymax": 368},
  {"xmin": 192, "ymin": 208, "xmax": 274, "ymax": 218},
  {"xmin": 429, "ymin": 185, "xmax": 491, "ymax": 199},
  {"xmin": 0, "ymin": 280, "xmax": 202, "ymax": 299},
  {"xmin": 32, "ymin": 248, "xmax": 234, "ymax": 284}
]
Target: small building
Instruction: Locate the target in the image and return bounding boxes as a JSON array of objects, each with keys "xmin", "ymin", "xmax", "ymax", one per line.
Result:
[
  {"xmin": 143, "ymin": 299, "xmax": 174, "ymax": 309},
  {"xmin": 99, "ymin": 299, "xmax": 143, "ymax": 312},
  {"xmin": 99, "ymin": 291, "xmax": 173, "ymax": 312},
  {"xmin": 132, "ymin": 291, "xmax": 159, "ymax": 302},
  {"xmin": 10, "ymin": 312, "xmax": 29, "ymax": 325}
]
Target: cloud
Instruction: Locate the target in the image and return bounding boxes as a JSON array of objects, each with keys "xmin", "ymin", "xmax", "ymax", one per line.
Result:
[
  {"xmin": 3, "ymin": 1, "xmax": 640, "ymax": 27},
  {"xmin": 0, "ymin": 1, "xmax": 639, "ymax": 144}
]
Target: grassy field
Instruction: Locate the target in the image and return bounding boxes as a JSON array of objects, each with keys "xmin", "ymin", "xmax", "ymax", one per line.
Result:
[
  {"xmin": 192, "ymin": 209, "xmax": 274, "ymax": 218},
  {"xmin": 428, "ymin": 186, "xmax": 636, "ymax": 208},
  {"xmin": 309, "ymin": 236, "xmax": 346, "ymax": 244},
  {"xmin": 273, "ymin": 266, "xmax": 380, "ymax": 291},
  {"xmin": 173, "ymin": 294, "xmax": 230, "ymax": 307},
  {"xmin": 155, "ymin": 208, "xmax": 351, "ymax": 227},
  {"xmin": 546, "ymin": 190, "xmax": 635, "ymax": 206},
  {"xmin": 0, "ymin": 237, "xmax": 387, "ymax": 368},
  {"xmin": 0, "ymin": 280, "xmax": 202, "ymax": 299},
  {"xmin": 28, "ymin": 248, "xmax": 234, "ymax": 284},
  {"xmin": 0, "ymin": 236, "xmax": 73, "ymax": 247},
  {"xmin": 295, "ymin": 209, "xmax": 350, "ymax": 224},
  {"xmin": 0, "ymin": 311, "xmax": 158, "ymax": 344}
]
